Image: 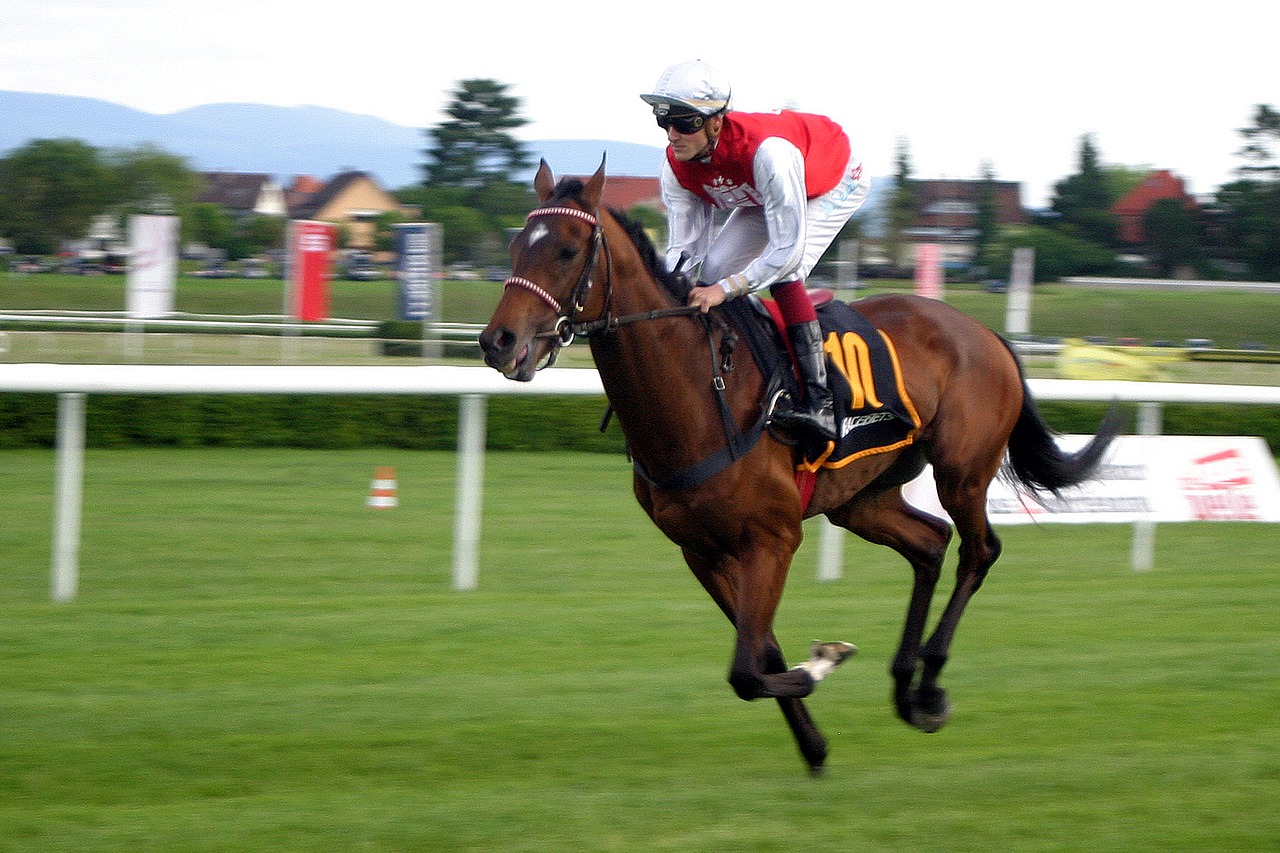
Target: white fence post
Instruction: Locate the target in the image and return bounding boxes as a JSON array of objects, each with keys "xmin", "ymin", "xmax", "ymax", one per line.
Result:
[
  {"xmin": 52, "ymin": 392, "xmax": 86, "ymax": 603},
  {"xmin": 816, "ymin": 517, "xmax": 845, "ymax": 582},
  {"xmin": 1129, "ymin": 401, "xmax": 1163, "ymax": 571},
  {"xmin": 451, "ymin": 394, "xmax": 487, "ymax": 591}
]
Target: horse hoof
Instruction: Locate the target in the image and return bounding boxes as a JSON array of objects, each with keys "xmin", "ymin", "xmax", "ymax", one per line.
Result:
[
  {"xmin": 809, "ymin": 641, "xmax": 858, "ymax": 665},
  {"xmin": 908, "ymin": 688, "xmax": 952, "ymax": 733}
]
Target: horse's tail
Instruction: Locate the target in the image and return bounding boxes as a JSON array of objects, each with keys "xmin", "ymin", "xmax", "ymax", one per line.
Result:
[{"xmin": 1001, "ymin": 341, "xmax": 1123, "ymax": 496}]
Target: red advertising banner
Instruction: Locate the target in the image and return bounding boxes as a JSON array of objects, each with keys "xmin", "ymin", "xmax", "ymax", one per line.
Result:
[{"xmin": 288, "ymin": 220, "xmax": 335, "ymax": 321}]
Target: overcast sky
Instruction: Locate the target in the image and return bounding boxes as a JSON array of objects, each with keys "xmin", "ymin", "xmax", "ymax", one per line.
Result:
[{"xmin": 1, "ymin": 0, "xmax": 1274, "ymax": 207}]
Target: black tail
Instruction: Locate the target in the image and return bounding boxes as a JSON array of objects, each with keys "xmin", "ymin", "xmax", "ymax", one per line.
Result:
[{"xmin": 1005, "ymin": 383, "xmax": 1123, "ymax": 496}]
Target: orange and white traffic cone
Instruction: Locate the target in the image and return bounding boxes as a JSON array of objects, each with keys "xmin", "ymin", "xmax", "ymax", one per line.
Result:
[{"xmin": 366, "ymin": 466, "xmax": 398, "ymax": 509}]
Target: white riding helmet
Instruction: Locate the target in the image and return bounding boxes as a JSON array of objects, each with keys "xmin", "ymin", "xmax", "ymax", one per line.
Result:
[{"xmin": 640, "ymin": 60, "xmax": 732, "ymax": 117}]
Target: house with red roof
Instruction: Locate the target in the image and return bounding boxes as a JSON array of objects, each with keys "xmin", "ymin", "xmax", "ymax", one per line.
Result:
[{"xmin": 1111, "ymin": 170, "xmax": 1198, "ymax": 244}]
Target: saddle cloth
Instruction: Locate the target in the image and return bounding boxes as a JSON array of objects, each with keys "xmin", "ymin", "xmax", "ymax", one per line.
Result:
[{"xmin": 726, "ymin": 293, "xmax": 923, "ymax": 473}]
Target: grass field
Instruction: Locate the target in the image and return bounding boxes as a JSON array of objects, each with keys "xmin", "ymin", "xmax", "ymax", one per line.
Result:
[
  {"xmin": 2, "ymin": 448, "xmax": 1277, "ymax": 852},
  {"xmin": 4, "ymin": 271, "xmax": 1280, "ymax": 345}
]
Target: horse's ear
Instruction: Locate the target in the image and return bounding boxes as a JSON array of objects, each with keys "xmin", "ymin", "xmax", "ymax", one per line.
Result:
[
  {"xmin": 582, "ymin": 154, "xmax": 607, "ymax": 212},
  {"xmin": 534, "ymin": 159, "xmax": 555, "ymax": 202}
]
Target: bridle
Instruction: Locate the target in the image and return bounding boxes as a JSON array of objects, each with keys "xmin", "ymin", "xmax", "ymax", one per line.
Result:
[
  {"xmin": 502, "ymin": 205, "xmax": 609, "ymax": 368},
  {"xmin": 502, "ymin": 203, "xmax": 699, "ymax": 369},
  {"xmin": 502, "ymin": 199, "xmax": 769, "ymax": 490}
]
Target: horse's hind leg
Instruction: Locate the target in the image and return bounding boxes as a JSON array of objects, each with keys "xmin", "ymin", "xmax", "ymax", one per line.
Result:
[
  {"xmin": 683, "ymin": 549, "xmax": 830, "ymax": 773},
  {"xmin": 828, "ymin": 488, "xmax": 953, "ymax": 731},
  {"xmin": 911, "ymin": 470, "xmax": 1003, "ymax": 731}
]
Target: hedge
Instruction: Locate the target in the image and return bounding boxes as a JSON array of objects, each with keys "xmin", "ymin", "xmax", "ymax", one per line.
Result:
[
  {"xmin": 0, "ymin": 394, "xmax": 1277, "ymax": 455},
  {"xmin": 0, "ymin": 394, "xmax": 623, "ymax": 453}
]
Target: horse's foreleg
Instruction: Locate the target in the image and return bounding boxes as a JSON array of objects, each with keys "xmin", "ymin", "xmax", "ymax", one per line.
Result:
[
  {"xmin": 722, "ymin": 547, "xmax": 823, "ymax": 701},
  {"xmin": 761, "ymin": 638, "xmax": 828, "ymax": 773},
  {"xmin": 831, "ymin": 489, "xmax": 952, "ymax": 730},
  {"xmin": 685, "ymin": 548, "xmax": 831, "ymax": 773}
]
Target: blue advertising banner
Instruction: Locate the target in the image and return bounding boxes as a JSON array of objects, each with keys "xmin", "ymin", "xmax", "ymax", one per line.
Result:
[{"xmin": 394, "ymin": 223, "xmax": 440, "ymax": 321}]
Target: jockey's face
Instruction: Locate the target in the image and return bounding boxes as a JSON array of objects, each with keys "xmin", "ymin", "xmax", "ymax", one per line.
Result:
[{"xmin": 666, "ymin": 114, "xmax": 723, "ymax": 162}]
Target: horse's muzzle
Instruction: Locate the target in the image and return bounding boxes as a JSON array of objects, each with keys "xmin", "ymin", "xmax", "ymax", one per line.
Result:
[{"xmin": 478, "ymin": 324, "xmax": 538, "ymax": 381}]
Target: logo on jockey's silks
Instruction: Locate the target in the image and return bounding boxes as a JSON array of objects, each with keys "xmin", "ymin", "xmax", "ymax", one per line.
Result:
[
  {"xmin": 702, "ymin": 175, "xmax": 762, "ymax": 209},
  {"xmin": 839, "ymin": 411, "xmax": 897, "ymax": 438}
]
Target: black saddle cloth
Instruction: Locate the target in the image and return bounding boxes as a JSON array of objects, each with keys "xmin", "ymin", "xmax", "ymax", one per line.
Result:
[{"xmin": 722, "ymin": 296, "xmax": 921, "ymax": 467}]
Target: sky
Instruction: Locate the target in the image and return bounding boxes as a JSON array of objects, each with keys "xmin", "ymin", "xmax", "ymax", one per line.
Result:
[{"xmin": 1, "ymin": 0, "xmax": 1275, "ymax": 208}]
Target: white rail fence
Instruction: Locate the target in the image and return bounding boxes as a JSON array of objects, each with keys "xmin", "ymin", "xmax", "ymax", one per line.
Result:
[{"xmin": 2, "ymin": 363, "xmax": 1278, "ymax": 602}]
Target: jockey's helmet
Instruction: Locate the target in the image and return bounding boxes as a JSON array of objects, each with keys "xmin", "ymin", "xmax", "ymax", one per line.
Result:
[{"xmin": 640, "ymin": 60, "xmax": 732, "ymax": 118}]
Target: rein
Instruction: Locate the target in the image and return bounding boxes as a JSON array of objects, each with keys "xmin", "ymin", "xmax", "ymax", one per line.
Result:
[{"xmin": 505, "ymin": 202, "xmax": 770, "ymax": 490}]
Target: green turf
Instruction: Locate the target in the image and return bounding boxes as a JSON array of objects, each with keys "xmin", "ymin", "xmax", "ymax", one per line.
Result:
[
  {"xmin": 2, "ymin": 448, "xmax": 1278, "ymax": 851},
  {"xmin": 5, "ymin": 272, "xmax": 1279, "ymax": 347}
]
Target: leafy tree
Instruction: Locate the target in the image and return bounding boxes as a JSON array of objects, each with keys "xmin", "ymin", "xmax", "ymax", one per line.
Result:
[
  {"xmin": 1050, "ymin": 133, "xmax": 1118, "ymax": 246},
  {"xmin": 414, "ymin": 80, "xmax": 539, "ymax": 263},
  {"xmin": 0, "ymin": 138, "xmax": 115, "ymax": 253},
  {"xmin": 1235, "ymin": 103, "xmax": 1280, "ymax": 178},
  {"xmin": 238, "ymin": 214, "xmax": 287, "ymax": 258},
  {"xmin": 370, "ymin": 210, "xmax": 410, "ymax": 254},
  {"xmin": 973, "ymin": 160, "xmax": 1000, "ymax": 269},
  {"xmin": 186, "ymin": 203, "xmax": 237, "ymax": 254},
  {"xmin": 394, "ymin": 185, "xmax": 490, "ymax": 265},
  {"xmin": 1142, "ymin": 198, "xmax": 1203, "ymax": 277},
  {"xmin": 1210, "ymin": 178, "xmax": 1280, "ymax": 280},
  {"xmin": 1208, "ymin": 104, "xmax": 1280, "ymax": 279},
  {"xmin": 105, "ymin": 144, "xmax": 202, "ymax": 216},
  {"xmin": 423, "ymin": 79, "xmax": 532, "ymax": 188},
  {"xmin": 978, "ymin": 225, "xmax": 1115, "ymax": 283},
  {"xmin": 468, "ymin": 179, "xmax": 537, "ymax": 232},
  {"xmin": 882, "ymin": 136, "xmax": 917, "ymax": 272}
]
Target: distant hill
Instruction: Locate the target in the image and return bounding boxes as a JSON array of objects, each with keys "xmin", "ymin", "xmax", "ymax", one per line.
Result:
[{"xmin": 0, "ymin": 90, "xmax": 666, "ymax": 189}]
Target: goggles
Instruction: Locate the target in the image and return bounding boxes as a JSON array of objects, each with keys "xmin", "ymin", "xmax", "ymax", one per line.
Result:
[{"xmin": 656, "ymin": 112, "xmax": 706, "ymax": 134}]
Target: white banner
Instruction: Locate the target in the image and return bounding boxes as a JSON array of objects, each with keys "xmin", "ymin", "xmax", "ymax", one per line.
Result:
[
  {"xmin": 126, "ymin": 215, "xmax": 179, "ymax": 319},
  {"xmin": 904, "ymin": 435, "xmax": 1280, "ymax": 524}
]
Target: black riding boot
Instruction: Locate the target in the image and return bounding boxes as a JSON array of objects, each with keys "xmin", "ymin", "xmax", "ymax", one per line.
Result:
[{"xmin": 773, "ymin": 320, "xmax": 838, "ymax": 442}]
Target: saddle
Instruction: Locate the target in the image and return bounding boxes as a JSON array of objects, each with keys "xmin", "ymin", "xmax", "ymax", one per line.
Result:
[{"xmin": 723, "ymin": 290, "xmax": 922, "ymax": 472}]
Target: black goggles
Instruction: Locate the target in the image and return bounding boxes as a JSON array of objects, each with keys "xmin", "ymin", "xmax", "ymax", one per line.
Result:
[{"xmin": 656, "ymin": 112, "xmax": 706, "ymax": 134}]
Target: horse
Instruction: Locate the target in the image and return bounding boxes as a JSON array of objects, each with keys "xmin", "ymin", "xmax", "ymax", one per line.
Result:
[{"xmin": 479, "ymin": 159, "xmax": 1120, "ymax": 774}]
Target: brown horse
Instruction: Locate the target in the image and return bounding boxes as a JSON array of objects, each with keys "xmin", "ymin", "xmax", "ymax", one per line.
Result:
[{"xmin": 480, "ymin": 160, "xmax": 1119, "ymax": 773}]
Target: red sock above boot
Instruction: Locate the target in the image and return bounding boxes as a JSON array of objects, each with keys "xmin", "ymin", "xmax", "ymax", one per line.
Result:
[{"xmin": 770, "ymin": 280, "xmax": 817, "ymax": 324}]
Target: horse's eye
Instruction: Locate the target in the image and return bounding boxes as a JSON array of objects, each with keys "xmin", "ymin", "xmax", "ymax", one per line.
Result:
[{"xmin": 559, "ymin": 246, "xmax": 578, "ymax": 262}]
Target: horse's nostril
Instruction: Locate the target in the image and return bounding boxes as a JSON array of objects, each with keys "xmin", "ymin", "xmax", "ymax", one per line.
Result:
[{"xmin": 480, "ymin": 326, "xmax": 516, "ymax": 357}]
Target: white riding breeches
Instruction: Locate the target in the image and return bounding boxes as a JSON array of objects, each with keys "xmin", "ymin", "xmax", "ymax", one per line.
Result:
[{"xmin": 699, "ymin": 155, "xmax": 871, "ymax": 287}]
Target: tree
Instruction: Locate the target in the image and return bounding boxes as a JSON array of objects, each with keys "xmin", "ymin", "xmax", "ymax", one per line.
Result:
[
  {"xmin": 423, "ymin": 79, "xmax": 532, "ymax": 188},
  {"xmin": 414, "ymin": 80, "xmax": 539, "ymax": 263},
  {"xmin": 978, "ymin": 225, "xmax": 1115, "ymax": 283},
  {"xmin": 1142, "ymin": 198, "xmax": 1203, "ymax": 277},
  {"xmin": 1235, "ymin": 103, "xmax": 1280, "ymax": 179},
  {"xmin": 0, "ymin": 138, "xmax": 114, "ymax": 254},
  {"xmin": 105, "ymin": 144, "xmax": 202, "ymax": 216},
  {"xmin": 1210, "ymin": 178, "xmax": 1280, "ymax": 280},
  {"xmin": 1208, "ymin": 104, "xmax": 1280, "ymax": 279},
  {"xmin": 1050, "ymin": 133, "xmax": 1118, "ymax": 246},
  {"xmin": 882, "ymin": 137, "xmax": 917, "ymax": 272},
  {"xmin": 973, "ymin": 160, "xmax": 1000, "ymax": 270}
]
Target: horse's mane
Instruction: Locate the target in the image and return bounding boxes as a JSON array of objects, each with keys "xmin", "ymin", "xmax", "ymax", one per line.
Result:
[{"xmin": 549, "ymin": 178, "xmax": 691, "ymax": 303}]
